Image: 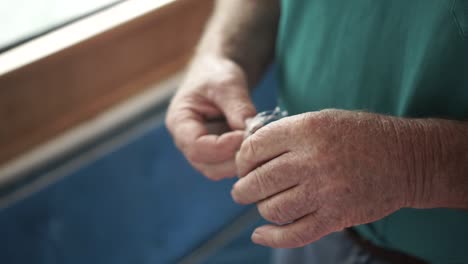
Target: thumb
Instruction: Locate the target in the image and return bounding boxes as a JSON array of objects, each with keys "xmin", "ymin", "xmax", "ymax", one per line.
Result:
[{"xmin": 212, "ymin": 85, "xmax": 257, "ymax": 130}]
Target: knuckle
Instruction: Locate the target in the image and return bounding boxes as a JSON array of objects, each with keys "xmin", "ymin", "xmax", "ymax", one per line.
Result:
[
  {"xmin": 230, "ymin": 101, "xmax": 255, "ymax": 117},
  {"xmin": 217, "ymin": 76, "xmax": 240, "ymax": 91},
  {"xmin": 185, "ymin": 147, "xmax": 200, "ymax": 163},
  {"xmin": 298, "ymin": 110, "xmax": 333, "ymax": 130},
  {"xmin": 171, "ymin": 136, "xmax": 188, "ymax": 157},
  {"xmin": 315, "ymin": 109, "xmax": 339, "ymax": 125},
  {"xmin": 259, "ymin": 200, "xmax": 288, "ymax": 225},
  {"xmin": 191, "ymin": 162, "xmax": 205, "ymax": 173},
  {"xmin": 320, "ymin": 208, "xmax": 345, "ymax": 230},
  {"xmin": 216, "ymin": 65, "xmax": 246, "ymax": 87},
  {"xmin": 237, "ymin": 138, "xmax": 258, "ymax": 174},
  {"xmin": 298, "ymin": 112, "xmax": 319, "ymax": 132},
  {"xmin": 207, "ymin": 83, "xmax": 225, "ymax": 101},
  {"xmin": 318, "ymin": 108, "xmax": 340, "ymax": 115},
  {"xmin": 245, "ymin": 135, "xmax": 259, "ymax": 159},
  {"xmin": 164, "ymin": 112, "xmax": 177, "ymax": 135},
  {"xmin": 164, "ymin": 115, "xmax": 172, "ymax": 130},
  {"xmin": 173, "ymin": 139, "xmax": 185, "ymax": 153},
  {"xmin": 205, "ymin": 172, "xmax": 223, "ymax": 181},
  {"xmin": 208, "ymin": 77, "xmax": 245, "ymax": 101},
  {"xmin": 252, "ymin": 169, "xmax": 268, "ymax": 195},
  {"xmin": 197, "ymin": 166, "xmax": 222, "ymax": 181},
  {"xmin": 286, "ymin": 230, "xmax": 310, "ymax": 247},
  {"xmin": 235, "ymin": 150, "xmax": 242, "ymax": 166},
  {"xmin": 300, "ymin": 212, "xmax": 333, "ymax": 243}
]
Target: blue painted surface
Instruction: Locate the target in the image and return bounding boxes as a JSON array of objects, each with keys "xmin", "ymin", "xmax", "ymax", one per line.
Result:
[
  {"xmin": 0, "ymin": 69, "xmax": 277, "ymax": 264},
  {"xmin": 205, "ymin": 217, "xmax": 273, "ymax": 264}
]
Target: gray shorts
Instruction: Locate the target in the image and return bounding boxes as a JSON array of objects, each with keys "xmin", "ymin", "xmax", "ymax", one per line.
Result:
[{"xmin": 272, "ymin": 231, "xmax": 391, "ymax": 264}]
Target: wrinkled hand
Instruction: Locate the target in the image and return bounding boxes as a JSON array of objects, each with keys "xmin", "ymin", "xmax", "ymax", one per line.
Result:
[
  {"xmin": 232, "ymin": 109, "xmax": 419, "ymax": 248},
  {"xmin": 166, "ymin": 55, "xmax": 256, "ymax": 180}
]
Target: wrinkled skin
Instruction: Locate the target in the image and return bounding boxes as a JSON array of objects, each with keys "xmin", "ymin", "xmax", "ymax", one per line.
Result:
[
  {"xmin": 165, "ymin": 55, "xmax": 256, "ymax": 180},
  {"xmin": 232, "ymin": 110, "xmax": 418, "ymax": 248}
]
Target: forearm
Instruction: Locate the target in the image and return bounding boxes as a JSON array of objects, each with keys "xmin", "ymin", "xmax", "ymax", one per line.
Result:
[
  {"xmin": 194, "ymin": 0, "xmax": 280, "ymax": 87},
  {"xmin": 392, "ymin": 117, "xmax": 468, "ymax": 209}
]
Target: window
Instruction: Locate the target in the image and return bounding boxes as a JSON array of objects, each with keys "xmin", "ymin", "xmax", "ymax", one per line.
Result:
[
  {"xmin": 0, "ymin": 0, "xmax": 122, "ymax": 52},
  {"xmin": 0, "ymin": 0, "xmax": 211, "ymax": 178}
]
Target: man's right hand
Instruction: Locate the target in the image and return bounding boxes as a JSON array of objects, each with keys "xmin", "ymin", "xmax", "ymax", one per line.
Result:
[{"xmin": 165, "ymin": 55, "xmax": 256, "ymax": 180}]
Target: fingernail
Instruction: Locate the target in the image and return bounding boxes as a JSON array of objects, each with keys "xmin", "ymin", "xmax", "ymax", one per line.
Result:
[{"xmin": 251, "ymin": 230, "xmax": 265, "ymax": 245}]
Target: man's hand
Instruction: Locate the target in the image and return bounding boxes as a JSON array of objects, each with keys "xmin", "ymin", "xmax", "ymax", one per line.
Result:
[
  {"xmin": 165, "ymin": 0, "xmax": 278, "ymax": 180},
  {"xmin": 232, "ymin": 109, "xmax": 427, "ymax": 248},
  {"xmin": 166, "ymin": 55, "xmax": 256, "ymax": 180}
]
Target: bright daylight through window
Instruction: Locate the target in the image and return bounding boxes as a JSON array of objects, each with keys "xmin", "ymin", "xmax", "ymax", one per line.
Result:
[{"xmin": 0, "ymin": 0, "xmax": 121, "ymax": 51}]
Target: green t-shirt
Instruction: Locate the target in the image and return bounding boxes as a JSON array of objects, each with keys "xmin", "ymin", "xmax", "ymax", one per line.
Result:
[{"xmin": 276, "ymin": 0, "xmax": 468, "ymax": 263}]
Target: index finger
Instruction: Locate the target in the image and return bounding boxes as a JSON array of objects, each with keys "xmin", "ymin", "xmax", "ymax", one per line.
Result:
[
  {"xmin": 231, "ymin": 152, "xmax": 297, "ymax": 205},
  {"xmin": 236, "ymin": 119, "xmax": 293, "ymax": 177}
]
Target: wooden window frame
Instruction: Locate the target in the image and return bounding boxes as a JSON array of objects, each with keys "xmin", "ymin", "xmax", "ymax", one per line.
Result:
[{"xmin": 0, "ymin": 0, "xmax": 213, "ymax": 195}]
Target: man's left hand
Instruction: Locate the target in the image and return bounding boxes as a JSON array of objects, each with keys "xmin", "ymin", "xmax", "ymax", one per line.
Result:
[{"xmin": 232, "ymin": 109, "xmax": 422, "ymax": 248}]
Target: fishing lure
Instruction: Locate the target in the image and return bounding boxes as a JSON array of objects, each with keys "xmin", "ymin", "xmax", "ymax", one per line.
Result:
[{"xmin": 244, "ymin": 107, "xmax": 288, "ymax": 138}]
